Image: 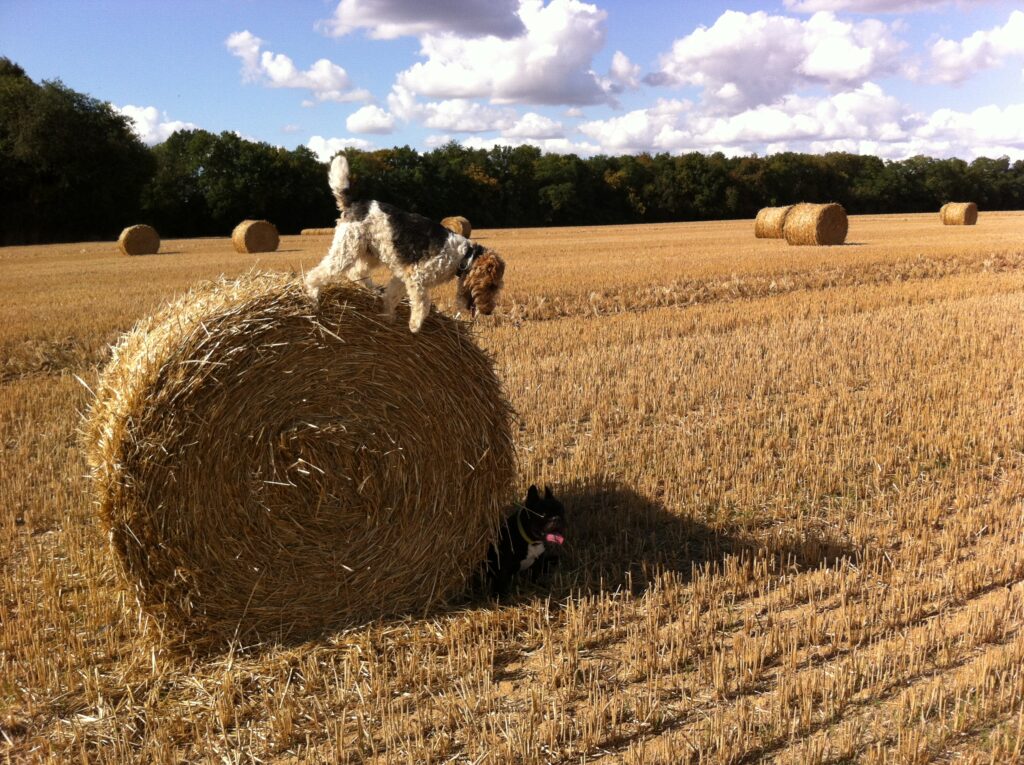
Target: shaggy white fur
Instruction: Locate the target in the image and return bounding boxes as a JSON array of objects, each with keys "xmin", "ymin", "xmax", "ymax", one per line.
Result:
[
  {"xmin": 519, "ymin": 542, "xmax": 546, "ymax": 572},
  {"xmin": 305, "ymin": 155, "xmax": 498, "ymax": 333}
]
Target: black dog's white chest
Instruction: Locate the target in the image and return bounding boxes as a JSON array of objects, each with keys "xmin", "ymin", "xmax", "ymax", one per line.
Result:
[{"xmin": 519, "ymin": 541, "xmax": 546, "ymax": 571}]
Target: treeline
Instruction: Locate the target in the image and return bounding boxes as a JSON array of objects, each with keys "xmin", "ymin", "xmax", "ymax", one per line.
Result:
[{"xmin": 3, "ymin": 57, "xmax": 1024, "ymax": 246}]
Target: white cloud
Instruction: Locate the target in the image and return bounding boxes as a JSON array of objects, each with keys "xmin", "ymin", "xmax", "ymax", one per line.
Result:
[
  {"xmin": 503, "ymin": 112, "xmax": 565, "ymax": 138},
  {"xmin": 601, "ymin": 50, "xmax": 641, "ymax": 95},
  {"xmin": 397, "ymin": 0, "xmax": 611, "ymax": 106},
  {"xmin": 648, "ymin": 10, "xmax": 906, "ymax": 112},
  {"xmin": 914, "ymin": 103, "xmax": 1024, "ymax": 159},
  {"xmin": 387, "ymin": 86, "xmax": 517, "ymax": 131},
  {"xmin": 582, "ymin": 85, "xmax": 908, "ymax": 154},
  {"xmin": 281, "ymin": 123, "xmax": 302, "ymax": 134},
  {"xmin": 425, "ymin": 100, "xmax": 516, "ymax": 131},
  {"xmin": 306, "ymin": 135, "xmax": 375, "ymax": 161},
  {"xmin": 321, "ymin": 0, "xmax": 525, "ymax": 39},
  {"xmin": 456, "ymin": 134, "xmax": 601, "ymax": 155},
  {"xmin": 785, "ymin": 0, "xmax": 956, "ymax": 11},
  {"xmin": 929, "ymin": 10, "xmax": 1024, "ymax": 83},
  {"xmin": 424, "ymin": 134, "xmax": 456, "ymax": 148},
  {"xmin": 114, "ymin": 104, "xmax": 197, "ymax": 145},
  {"xmin": 346, "ymin": 105, "xmax": 396, "ymax": 133},
  {"xmin": 578, "ymin": 99, "xmax": 691, "ymax": 153},
  {"xmin": 786, "ymin": 0, "xmax": 1005, "ymax": 11},
  {"xmin": 425, "ymin": 132, "xmax": 598, "ymax": 155},
  {"xmin": 575, "ymin": 79, "xmax": 1024, "ymax": 161},
  {"xmin": 695, "ymin": 82, "xmax": 906, "ymax": 146},
  {"xmin": 226, "ymin": 30, "xmax": 370, "ymax": 103}
]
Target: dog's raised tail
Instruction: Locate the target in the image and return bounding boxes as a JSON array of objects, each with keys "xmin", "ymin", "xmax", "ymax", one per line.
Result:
[{"xmin": 328, "ymin": 154, "xmax": 351, "ymax": 211}]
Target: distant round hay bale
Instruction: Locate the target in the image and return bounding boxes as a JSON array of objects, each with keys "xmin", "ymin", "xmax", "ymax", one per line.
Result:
[
  {"xmin": 231, "ymin": 219, "xmax": 279, "ymax": 253},
  {"xmin": 117, "ymin": 225, "xmax": 160, "ymax": 256},
  {"xmin": 783, "ymin": 203, "xmax": 849, "ymax": 246},
  {"xmin": 940, "ymin": 202, "xmax": 978, "ymax": 226},
  {"xmin": 83, "ymin": 274, "xmax": 515, "ymax": 645},
  {"xmin": 300, "ymin": 227, "xmax": 336, "ymax": 236},
  {"xmin": 441, "ymin": 216, "xmax": 472, "ymax": 238},
  {"xmin": 754, "ymin": 206, "xmax": 794, "ymax": 239}
]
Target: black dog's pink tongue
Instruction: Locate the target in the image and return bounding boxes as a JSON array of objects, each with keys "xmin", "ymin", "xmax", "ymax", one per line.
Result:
[{"xmin": 545, "ymin": 533, "xmax": 565, "ymax": 545}]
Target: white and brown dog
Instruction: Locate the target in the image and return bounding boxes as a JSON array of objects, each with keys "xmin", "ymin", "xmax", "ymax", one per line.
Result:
[{"xmin": 305, "ymin": 155, "xmax": 505, "ymax": 332}]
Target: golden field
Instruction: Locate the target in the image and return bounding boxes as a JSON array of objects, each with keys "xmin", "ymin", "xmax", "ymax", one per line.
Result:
[{"xmin": 3, "ymin": 211, "xmax": 1024, "ymax": 763}]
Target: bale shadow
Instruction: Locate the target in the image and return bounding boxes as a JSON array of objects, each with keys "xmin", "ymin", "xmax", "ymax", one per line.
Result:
[
  {"xmin": 189, "ymin": 477, "xmax": 855, "ymax": 655},
  {"xmin": 518, "ymin": 476, "xmax": 858, "ymax": 600}
]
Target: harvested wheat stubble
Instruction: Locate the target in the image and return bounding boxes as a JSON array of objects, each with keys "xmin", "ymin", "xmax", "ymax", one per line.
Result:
[
  {"xmin": 784, "ymin": 202, "xmax": 849, "ymax": 246},
  {"xmin": 232, "ymin": 219, "xmax": 279, "ymax": 253},
  {"xmin": 754, "ymin": 206, "xmax": 794, "ymax": 239},
  {"xmin": 941, "ymin": 202, "xmax": 978, "ymax": 226},
  {"xmin": 117, "ymin": 224, "xmax": 160, "ymax": 256},
  {"xmin": 83, "ymin": 274, "xmax": 515, "ymax": 645},
  {"xmin": 300, "ymin": 227, "xmax": 336, "ymax": 236},
  {"xmin": 441, "ymin": 216, "xmax": 472, "ymax": 238}
]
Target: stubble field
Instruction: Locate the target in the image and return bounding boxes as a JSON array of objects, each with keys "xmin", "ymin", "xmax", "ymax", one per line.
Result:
[{"xmin": 3, "ymin": 212, "xmax": 1024, "ymax": 763}]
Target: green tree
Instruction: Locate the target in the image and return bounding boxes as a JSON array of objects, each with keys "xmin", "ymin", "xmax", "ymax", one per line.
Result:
[
  {"xmin": 0, "ymin": 58, "xmax": 152, "ymax": 245},
  {"xmin": 142, "ymin": 130, "xmax": 334, "ymax": 236}
]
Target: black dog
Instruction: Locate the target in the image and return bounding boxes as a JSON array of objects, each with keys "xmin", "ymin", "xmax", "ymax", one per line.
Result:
[{"xmin": 486, "ymin": 485, "xmax": 566, "ymax": 597}]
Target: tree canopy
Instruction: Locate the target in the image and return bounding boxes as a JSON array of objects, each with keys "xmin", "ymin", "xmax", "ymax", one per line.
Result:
[
  {"xmin": 3, "ymin": 58, "xmax": 1023, "ymax": 246},
  {"xmin": 0, "ymin": 58, "xmax": 153, "ymax": 245}
]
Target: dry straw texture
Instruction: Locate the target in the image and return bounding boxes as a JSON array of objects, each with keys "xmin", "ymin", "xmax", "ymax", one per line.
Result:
[
  {"xmin": 117, "ymin": 224, "xmax": 160, "ymax": 256},
  {"xmin": 300, "ymin": 227, "xmax": 336, "ymax": 236},
  {"xmin": 783, "ymin": 203, "xmax": 849, "ymax": 246},
  {"xmin": 83, "ymin": 274, "xmax": 515, "ymax": 645},
  {"xmin": 232, "ymin": 219, "xmax": 280, "ymax": 253},
  {"xmin": 941, "ymin": 202, "xmax": 978, "ymax": 226},
  {"xmin": 754, "ymin": 206, "xmax": 794, "ymax": 239},
  {"xmin": 441, "ymin": 216, "xmax": 472, "ymax": 238}
]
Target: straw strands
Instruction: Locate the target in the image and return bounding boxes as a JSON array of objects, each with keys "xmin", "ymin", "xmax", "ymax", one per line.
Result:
[
  {"xmin": 83, "ymin": 274, "xmax": 515, "ymax": 645},
  {"xmin": 754, "ymin": 206, "xmax": 794, "ymax": 239},
  {"xmin": 117, "ymin": 224, "xmax": 160, "ymax": 256},
  {"xmin": 301, "ymin": 228, "xmax": 336, "ymax": 236},
  {"xmin": 783, "ymin": 203, "xmax": 849, "ymax": 246},
  {"xmin": 441, "ymin": 216, "xmax": 472, "ymax": 238},
  {"xmin": 940, "ymin": 202, "xmax": 978, "ymax": 226},
  {"xmin": 231, "ymin": 220, "xmax": 279, "ymax": 253}
]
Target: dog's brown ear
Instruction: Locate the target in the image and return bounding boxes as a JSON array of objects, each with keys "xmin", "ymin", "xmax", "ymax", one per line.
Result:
[{"xmin": 465, "ymin": 250, "xmax": 505, "ymax": 316}]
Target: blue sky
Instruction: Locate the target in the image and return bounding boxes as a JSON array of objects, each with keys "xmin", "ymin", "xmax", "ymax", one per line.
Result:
[{"xmin": 3, "ymin": 0, "xmax": 1023, "ymax": 160}]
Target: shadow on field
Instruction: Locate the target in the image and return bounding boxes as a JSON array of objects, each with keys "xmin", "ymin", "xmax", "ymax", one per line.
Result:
[{"xmin": 536, "ymin": 476, "xmax": 857, "ymax": 599}]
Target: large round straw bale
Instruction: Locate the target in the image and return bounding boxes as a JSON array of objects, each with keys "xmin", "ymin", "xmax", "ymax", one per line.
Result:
[
  {"xmin": 754, "ymin": 206, "xmax": 793, "ymax": 239},
  {"xmin": 940, "ymin": 202, "xmax": 978, "ymax": 226},
  {"xmin": 300, "ymin": 227, "xmax": 336, "ymax": 236},
  {"xmin": 441, "ymin": 216, "xmax": 472, "ymax": 238},
  {"xmin": 232, "ymin": 219, "xmax": 280, "ymax": 253},
  {"xmin": 117, "ymin": 224, "xmax": 160, "ymax": 256},
  {"xmin": 83, "ymin": 274, "xmax": 515, "ymax": 645},
  {"xmin": 783, "ymin": 203, "xmax": 848, "ymax": 246}
]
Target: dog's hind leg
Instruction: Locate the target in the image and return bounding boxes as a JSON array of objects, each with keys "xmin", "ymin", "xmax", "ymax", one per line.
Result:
[
  {"xmin": 381, "ymin": 276, "xmax": 405, "ymax": 322},
  {"xmin": 304, "ymin": 260, "xmax": 332, "ymax": 302},
  {"xmin": 405, "ymin": 280, "xmax": 431, "ymax": 333},
  {"xmin": 340, "ymin": 230, "xmax": 379, "ymax": 292},
  {"xmin": 305, "ymin": 224, "xmax": 363, "ymax": 301}
]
